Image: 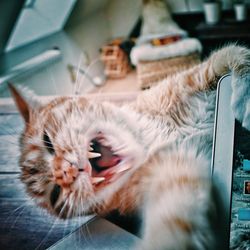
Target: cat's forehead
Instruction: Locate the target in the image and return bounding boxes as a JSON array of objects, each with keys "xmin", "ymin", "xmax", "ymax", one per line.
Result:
[
  {"xmin": 44, "ymin": 96, "xmax": 88, "ymax": 114},
  {"xmin": 42, "ymin": 97, "xmax": 87, "ymax": 120},
  {"xmin": 37, "ymin": 96, "xmax": 128, "ymax": 142},
  {"xmin": 39, "ymin": 97, "xmax": 89, "ymax": 133}
]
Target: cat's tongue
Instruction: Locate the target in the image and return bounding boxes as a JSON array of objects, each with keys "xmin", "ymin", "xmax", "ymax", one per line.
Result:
[
  {"xmin": 96, "ymin": 156, "xmax": 121, "ymax": 168},
  {"xmin": 90, "ymin": 142, "xmax": 131, "ymax": 186},
  {"xmin": 96, "ymin": 144, "xmax": 121, "ymax": 168}
]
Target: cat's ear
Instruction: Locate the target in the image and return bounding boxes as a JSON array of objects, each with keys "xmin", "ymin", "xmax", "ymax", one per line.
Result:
[{"xmin": 8, "ymin": 83, "xmax": 41, "ymax": 123}]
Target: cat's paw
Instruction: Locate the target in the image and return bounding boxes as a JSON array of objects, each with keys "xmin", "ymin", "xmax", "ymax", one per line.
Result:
[{"xmin": 231, "ymin": 74, "xmax": 250, "ymax": 131}]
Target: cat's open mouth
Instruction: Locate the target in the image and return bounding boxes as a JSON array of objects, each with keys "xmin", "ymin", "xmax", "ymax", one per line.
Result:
[{"xmin": 87, "ymin": 133, "xmax": 132, "ymax": 187}]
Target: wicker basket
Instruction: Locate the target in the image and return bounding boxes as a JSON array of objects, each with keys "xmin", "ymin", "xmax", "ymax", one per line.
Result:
[
  {"xmin": 137, "ymin": 53, "xmax": 201, "ymax": 90},
  {"xmin": 101, "ymin": 45, "xmax": 130, "ymax": 79}
]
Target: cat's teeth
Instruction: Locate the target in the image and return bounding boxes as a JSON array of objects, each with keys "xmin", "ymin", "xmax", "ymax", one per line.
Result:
[
  {"xmin": 92, "ymin": 177, "xmax": 105, "ymax": 184},
  {"xmin": 89, "ymin": 146, "xmax": 94, "ymax": 151},
  {"xmin": 88, "ymin": 152, "xmax": 101, "ymax": 159},
  {"xmin": 116, "ymin": 164, "xmax": 131, "ymax": 174},
  {"xmin": 98, "ymin": 138, "xmax": 110, "ymax": 147}
]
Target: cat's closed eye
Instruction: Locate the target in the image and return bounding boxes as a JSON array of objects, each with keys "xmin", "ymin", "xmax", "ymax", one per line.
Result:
[{"xmin": 43, "ymin": 131, "xmax": 55, "ymax": 154}]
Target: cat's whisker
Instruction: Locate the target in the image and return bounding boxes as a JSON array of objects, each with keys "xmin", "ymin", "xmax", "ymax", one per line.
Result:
[
  {"xmin": 77, "ymin": 217, "xmax": 83, "ymax": 246},
  {"xmin": 34, "ymin": 215, "xmax": 61, "ymax": 250},
  {"xmin": 78, "ymin": 196, "xmax": 94, "ymax": 246},
  {"xmin": 47, "ymin": 67, "xmax": 59, "ymax": 95},
  {"xmin": 84, "ymin": 219, "xmax": 94, "ymax": 244},
  {"xmin": 73, "ymin": 53, "xmax": 84, "ymax": 96},
  {"xmin": 10, "ymin": 203, "xmax": 28, "ymax": 230},
  {"xmin": 65, "ymin": 201, "xmax": 73, "ymax": 220},
  {"xmin": 73, "ymin": 56, "xmax": 102, "ymax": 95},
  {"xmin": 36, "ymin": 198, "xmax": 71, "ymax": 250},
  {"xmin": 77, "ymin": 217, "xmax": 87, "ymax": 246},
  {"xmin": 4, "ymin": 200, "xmax": 31, "ymax": 224},
  {"xmin": 62, "ymin": 216, "xmax": 70, "ymax": 239}
]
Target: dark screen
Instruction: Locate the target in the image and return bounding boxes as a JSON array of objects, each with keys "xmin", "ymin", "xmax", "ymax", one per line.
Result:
[{"xmin": 230, "ymin": 121, "xmax": 250, "ymax": 249}]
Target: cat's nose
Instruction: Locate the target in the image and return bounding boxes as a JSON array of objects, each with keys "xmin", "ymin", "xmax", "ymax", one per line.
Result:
[{"xmin": 53, "ymin": 161, "xmax": 79, "ymax": 187}]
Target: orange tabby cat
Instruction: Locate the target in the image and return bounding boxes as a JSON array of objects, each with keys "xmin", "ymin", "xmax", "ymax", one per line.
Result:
[{"xmin": 10, "ymin": 45, "xmax": 250, "ymax": 249}]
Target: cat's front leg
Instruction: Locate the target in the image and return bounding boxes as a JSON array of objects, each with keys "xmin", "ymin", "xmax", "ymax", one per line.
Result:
[
  {"xmin": 202, "ymin": 45, "xmax": 250, "ymax": 130},
  {"xmin": 136, "ymin": 146, "xmax": 216, "ymax": 250},
  {"xmin": 231, "ymin": 73, "xmax": 250, "ymax": 130},
  {"xmin": 135, "ymin": 45, "xmax": 250, "ymax": 130}
]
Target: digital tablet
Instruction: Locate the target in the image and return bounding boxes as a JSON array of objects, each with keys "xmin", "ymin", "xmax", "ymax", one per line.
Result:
[{"xmin": 212, "ymin": 74, "xmax": 250, "ymax": 249}]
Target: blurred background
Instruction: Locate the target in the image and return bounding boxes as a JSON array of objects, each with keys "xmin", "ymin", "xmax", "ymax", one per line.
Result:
[{"xmin": 0, "ymin": 0, "xmax": 250, "ymax": 97}]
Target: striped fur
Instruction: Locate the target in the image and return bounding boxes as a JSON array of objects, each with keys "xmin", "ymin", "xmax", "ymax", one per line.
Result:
[{"xmin": 11, "ymin": 45, "xmax": 250, "ymax": 249}]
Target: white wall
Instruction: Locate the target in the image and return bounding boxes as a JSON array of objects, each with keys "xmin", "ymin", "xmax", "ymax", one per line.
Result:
[
  {"xmin": 106, "ymin": 0, "xmax": 142, "ymax": 38},
  {"xmin": 64, "ymin": 5, "xmax": 111, "ymax": 93},
  {"xmin": 6, "ymin": 0, "xmax": 77, "ymax": 52},
  {"xmin": 1, "ymin": 0, "xmax": 112, "ymax": 98},
  {"xmin": 65, "ymin": 0, "xmax": 111, "ymax": 60},
  {"xmin": 0, "ymin": 32, "xmax": 90, "ymax": 97},
  {"xmin": 1, "ymin": 0, "xmax": 248, "ymax": 98},
  {"xmin": 66, "ymin": 10, "xmax": 110, "ymax": 60}
]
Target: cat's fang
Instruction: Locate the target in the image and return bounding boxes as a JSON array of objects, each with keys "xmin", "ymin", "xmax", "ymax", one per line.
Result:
[
  {"xmin": 115, "ymin": 164, "xmax": 131, "ymax": 174},
  {"xmin": 91, "ymin": 177, "xmax": 105, "ymax": 184},
  {"xmin": 88, "ymin": 152, "xmax": 101, "ymax": 159}
]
